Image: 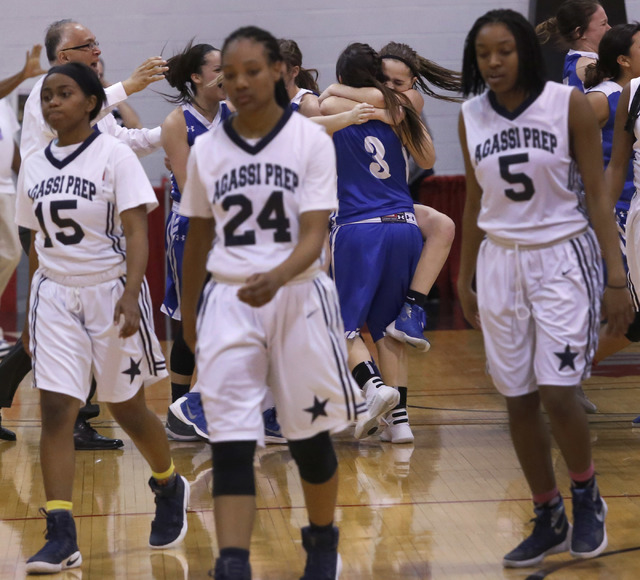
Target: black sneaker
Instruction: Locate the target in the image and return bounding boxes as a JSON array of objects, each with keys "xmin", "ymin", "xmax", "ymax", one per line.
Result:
[
  {"xmin": 503, "ymin": 499, "xmax": 571, "ymax": 568},
  {"xmin": 148, "ymin": 474, "xmax": 190, "ymax": 548},
  {"xmin": 0, "ymin": 412, "xmax": 16, "ymax": 441},
  {"xmin": 73, "ymin": 418, "xmax": 124, "ymax": 450},
  {"xmin": 26, "ymin": 509, "xmax": 82, "ymax": 574},
  {"xmin": 300, "ymin": 525, "xmax": 342, "ymax": 580},
  {"xmin": 210, "ymin": 556, "xmax": 252, "ymax": 579},
  {"xmin": 571, "ymin": 481, "xmax": 608, "ymax": 558}
]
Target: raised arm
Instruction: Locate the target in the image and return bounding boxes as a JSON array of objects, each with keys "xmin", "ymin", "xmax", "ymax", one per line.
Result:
[
  {"xmin": 569, "ymin": 88, "xmax": 634, "ymax": 335},
  {"xmin": 0, "ymin": 45, "xmax": 46, "ymax": 99}
]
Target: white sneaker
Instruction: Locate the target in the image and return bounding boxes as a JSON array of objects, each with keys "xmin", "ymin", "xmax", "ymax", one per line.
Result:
[
  {"xmin": 379, "ymin": 408, "xmax": 414, "ymax": 443},
  {"xmin": 354, "ymin": 380, "xmax": 400, "ymax": 440}
]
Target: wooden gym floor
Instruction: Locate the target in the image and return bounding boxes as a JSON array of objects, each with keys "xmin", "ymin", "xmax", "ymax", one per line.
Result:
[{"xmin": 1, "ymin": 328, "xmax": 640, "ymax": 579}]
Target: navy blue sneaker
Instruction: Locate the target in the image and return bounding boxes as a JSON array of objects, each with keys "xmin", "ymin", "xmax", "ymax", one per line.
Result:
[
  {"xmin": 263, "ymin": 407, "xmax": 286, "ymax": 444},
  {"xmin": 503, "ymin": 499, "xmax": 571, "ymax": 568},
  {"xmin": 148, "ymin": 474, "xmax": 190, "ymax": 549},
  {"xmin": 169, "ymin": 393, "xmax": 208, "ymax": 440},
  {"xmin": 26, "ymin": 509, "xmax": 82, "ymax": 574},
  {"xmin": 385, "ymin": 302, "xmax": 430, "ymax": 352},
  {"xmin": 571, "ymin": 482, "xmax": 608, "ymax": 559},
  {"xmin": 632, "ymin": 415, "xmax": 640, "ymax": 428},
  {"xmin": 300, "ymin": 525, "xmax": 342, "ymax": 580},
  {"xmin": 210, "ymin": 556, "xmax": 252, "ymax": 579}
]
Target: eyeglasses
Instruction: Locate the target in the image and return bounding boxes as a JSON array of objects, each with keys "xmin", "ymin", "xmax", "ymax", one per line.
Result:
[{"xmin": 60, "ymin": 41, "xmax": 100, "ymax": 52}]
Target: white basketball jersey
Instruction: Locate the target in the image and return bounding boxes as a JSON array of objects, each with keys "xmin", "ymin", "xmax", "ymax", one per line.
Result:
[
  {"xmin": 180, "ymin": 109, "xmax": 337, "ymax": 283},
  {"xmin": 16, "ymin": 131, "xmax": 158, "ymax": 278},
  {"xmin": 462, "ymin": 82, "xmax": 587, "ymax": 245},
  {"xmin": 629, "ymin": 77, "xmax": 640, "ymax": 206}
]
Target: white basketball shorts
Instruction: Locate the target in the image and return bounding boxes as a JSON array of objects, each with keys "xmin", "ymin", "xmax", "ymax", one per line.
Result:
[
  {"xmin": 476, "ymin": 229, "xmax": 602, "ymax": 397},
  {"xmin": 196, "ymin": 272, "xmax": 365, "ymax": 444},
  {"xmin": 29, "ymin": 271, "xmax": 168, "ymax": 403}
]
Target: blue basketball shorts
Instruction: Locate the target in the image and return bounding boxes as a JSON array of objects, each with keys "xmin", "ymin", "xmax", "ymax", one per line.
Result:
[{"xmin": 330, "ymin": 221, "xmax": 422, "ymax": 342}]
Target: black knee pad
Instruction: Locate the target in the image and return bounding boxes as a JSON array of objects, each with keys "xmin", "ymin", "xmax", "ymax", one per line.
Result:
[
  {"xmin": 625, "ymin": 311, "xmax": 640, "ymax": 342},
  {"xmin": 170, "ymin": 328, "xmax": 195, "ymax": 377},
  {"xmin": 212, "ymin": 441, "xmax": 256, "ymax": 496},
  {"xmin": 288, "ymin": 431, "xmax": 337, "ymax": 485}
]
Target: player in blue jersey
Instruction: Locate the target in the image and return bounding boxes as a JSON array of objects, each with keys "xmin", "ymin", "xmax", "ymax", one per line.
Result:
[
  {"xmin": 279, "ymin": 39, "xmax": 320, "ymax": 116},
  {"xmin": 584, "ymin": 23, "xmax": 640, "ymax": 425},
  {"xmin": 322, "ymin": 43, "xmax": 435, "ymax": 444},
  {"xmin": 536, "ymin": 0, "xmax": 609, "ymax": 92},
  {"xmin": 160, "ymin": 42, "xmax": 233, "ymax": 441},
  {"xmin": 321, "ymin": 42, "xmax": 459, "ymax": 356}
]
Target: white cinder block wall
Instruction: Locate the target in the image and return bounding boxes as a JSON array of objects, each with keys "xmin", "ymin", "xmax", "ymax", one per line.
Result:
[{"xmin": 2, "ymin": 1, "xmax": 639, "ymax": 184}]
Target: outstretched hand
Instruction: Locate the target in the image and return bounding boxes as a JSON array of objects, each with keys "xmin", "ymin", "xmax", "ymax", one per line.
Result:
[
  {"xmin": 23, "ymin": 45, "xmax": 46, "ymax": 79},
  {"xmin": 123, "ymin": 56, "xmax": 168, "ymax": 96}
]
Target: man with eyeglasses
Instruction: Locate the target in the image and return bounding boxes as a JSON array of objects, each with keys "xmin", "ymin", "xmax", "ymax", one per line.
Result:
[
  {"xmin": 21, "ymin": 19, "xmax": 167, "ymax": 160},
  {"xmin": 10, "ymin": 19, "xmax": 168, "ymax": 451}
]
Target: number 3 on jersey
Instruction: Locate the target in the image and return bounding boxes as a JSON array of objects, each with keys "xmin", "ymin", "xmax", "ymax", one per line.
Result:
[
  {"xmin": 35, "ymin": 200, "xmax": 85, "ymax": 247},
  {"xmin": 499, "ymin": 153, "xmax": 535, "ymax": 201},
  {"xmin": 365, "ymin": 136, "xmax": 391, "ymax": 179}
]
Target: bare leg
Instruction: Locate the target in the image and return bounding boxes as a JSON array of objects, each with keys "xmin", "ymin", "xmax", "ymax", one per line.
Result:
[
  {"xmin": 539, "ymin": 385, "xmax": 592, "ymax": 474},
  {"xmin": 214, "ymin": 496, "xmax": 256, "ymax": 550},
  {"xmin": 107, "ymin": 387, "xmax": 172, "ymax": 473},
  {"xmin": 301, "ymin": 471, "xmax": 338, "ymax": 526},
  {"xmin": 411, "ymin": 204, "xmax": 455, "ymax": 295},
  {"xmin": 505, "ymin": 392, "xmax": 556, "ymax": 495},
  {"xmin": 376, "ymin": 335, "xmax": 407, "ymax": 387},
  {"xmin": 39, "ymin": 390, "xmax": 82, "ymax": 501},
  {"xmin": 346, "ymin": 334, "xmax": 374, "ymax": 372}
]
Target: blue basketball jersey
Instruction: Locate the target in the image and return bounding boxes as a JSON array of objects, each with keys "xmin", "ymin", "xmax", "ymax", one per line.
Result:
[
  {"xmin": 601, "ymin": 87, "xmax": 635, "ymax": 210},
  {"xmin": 170, "ymin": 102, "xmax": 231, "ymax": 203},
  {"xmin": 333, "ymin": 120, "xmax": 413, "ymax": 225},
  {"xmin": 563, "ymin": 50, "xmax": 597, "ymax": 93}
]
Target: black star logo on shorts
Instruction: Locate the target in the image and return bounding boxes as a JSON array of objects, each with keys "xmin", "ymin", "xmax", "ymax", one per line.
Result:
[
  {"xmin": 554, "ymin": 344, "xmax": 578, "ymax": 371},
  {"xmin": 122, "ymin": 357, "xmax": 142, "ymax": 383},
  {"xmin": 304, "ymin": 396, "xmax": 329, "ymax": 423}
]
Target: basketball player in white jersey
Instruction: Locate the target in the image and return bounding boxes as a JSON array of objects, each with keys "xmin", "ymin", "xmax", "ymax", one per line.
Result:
[
  {"xmin": 16, "ymin": 18, "xmax": 167, "ymax": 450},
  {"xmin": 457, "ymin": 9, "xmax": 632, "ymax": 568},
  {"xmin": 180, "ymin": 26, "xmax": 364, "ymax": 580},
  {"xmin": 16, "ymin": 63, "xmax": 188, "ymax": 574}
]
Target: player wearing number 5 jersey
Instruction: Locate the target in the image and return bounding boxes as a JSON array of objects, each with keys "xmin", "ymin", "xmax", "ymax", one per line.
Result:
[{"xmin": 457, "ymin": 10, "xmax": 632, "ymax": 568}]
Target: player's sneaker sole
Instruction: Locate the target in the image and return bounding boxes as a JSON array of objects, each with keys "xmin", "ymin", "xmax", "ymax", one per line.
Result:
[
  {"xmin": 385, "ymin": 323, "xmax": 431, "ymax": 352},
  {"xmin": 354, "ymin": 387, "xmax": 400, "ymax": 440}
]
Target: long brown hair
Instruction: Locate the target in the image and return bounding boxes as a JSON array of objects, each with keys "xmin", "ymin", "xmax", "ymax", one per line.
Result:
[
  {"xmin": 278, "ymin": 38, "xmax": 319, "ymax": 93},
  {"xmin": 380, "ymin": 41, "xmax": 462, "ymax": 102},
  {"xmin": 336, "ymin": 42, "xmax": 430, "ymax": 156}
]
